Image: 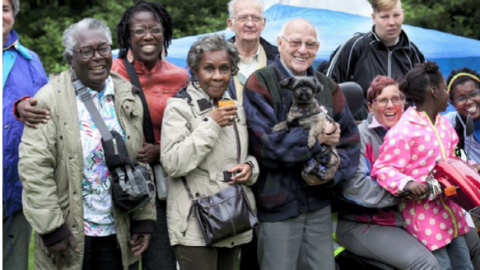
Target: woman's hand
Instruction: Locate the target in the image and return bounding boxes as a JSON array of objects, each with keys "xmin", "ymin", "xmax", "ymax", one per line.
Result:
[
  {"xmin": 17, "ymin": 98, "xmax": 50, "ymax": 128},
  {"xmin": 318, "ymin": 121, "xmax": 340, "ymax": 145},
  {"xmin": 137, "ymin": 143, "xmax": 160, "ymax": 165},
  {"xmin": 227, "ymin": 163, "xmax": 252, "ymax": 185},
  {"xmin": 406, "ymin": 181, "xmax": 427, "ymax": 197},
  {"xmin": 130, "ymin": 233, "xmax": 151, "ymax": 256},
  {"xmin": 208, "ymin": 105, "xmax": 237, "ymax": 127}
]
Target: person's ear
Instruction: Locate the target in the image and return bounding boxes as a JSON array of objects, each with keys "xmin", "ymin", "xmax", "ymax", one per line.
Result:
[
  {"xmin": 227, "ymin": 18, "xmax": 234, "ymax": 30},
  {"xmin": 430, "ymin": 86, "xmax": 438, "ymax": 98},
  {"xmin": 368, "ymin": 102, "xmax": 373, "ymax": 113}
]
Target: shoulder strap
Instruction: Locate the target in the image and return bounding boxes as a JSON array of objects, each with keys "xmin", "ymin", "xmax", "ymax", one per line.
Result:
[
  {"xmin": 122, "ymin": 58, "xmax": 156, "ymax": 144},
  {"xmin": 72, "ymin": 73, "xmax": 112, "ymax": 141}
]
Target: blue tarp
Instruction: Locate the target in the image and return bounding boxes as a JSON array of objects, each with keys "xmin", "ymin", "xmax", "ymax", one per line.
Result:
[{"xmin": 114, "ymin": 4, "xmax": 480, "ymax": 78}]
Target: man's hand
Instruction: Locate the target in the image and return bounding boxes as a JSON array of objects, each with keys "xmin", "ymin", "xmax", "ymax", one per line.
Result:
[
  {"xmin": 137, "ymin": 143, "xmax": 160, "ymax": 165},
  {"xmin": 17, "ymin": 98, "xmax": 50, "ymax": 128},
  {"xmin": 46, "ymin": 235, "xmax": 79, "ymax": 268},
  {"xmin": 130, "ymin": 233, "xmax": 151, "ymax": 256},
  {"xmin": 318, "ymin": 121, "xmax": 340, "ymax": 145}
]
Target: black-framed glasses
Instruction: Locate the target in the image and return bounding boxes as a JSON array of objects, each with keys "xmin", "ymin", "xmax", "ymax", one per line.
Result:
[
  {"xmin": 281, "ymin": 36, "xmax": 318, "ymax": 50},
  {"xmin": 232, "ymin": 15, "xmax": 263, "ymax": 23},
  {"xmin": 372, "ymin": 96, "xmax": 405, "ymax": 107},
  {"xmin": 454, "ymin": 89, "xmax": 480, "ymax": 105},
  {"xmin": 131, "ymin": 26, "xmax": 164, "ymax": 37},
  {"xmin": 73, "ymin": 45, "xmax": 112, "ymax": 60}
]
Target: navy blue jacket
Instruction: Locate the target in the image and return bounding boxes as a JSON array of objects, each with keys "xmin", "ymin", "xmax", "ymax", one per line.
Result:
[{"xmin": 243, "ymin": 56, "xmax": 360, "ymax": 222}]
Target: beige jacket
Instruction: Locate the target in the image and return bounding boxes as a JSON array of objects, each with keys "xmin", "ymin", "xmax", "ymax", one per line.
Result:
[
  {"xmin": 161, "ymin": 83, "xmax": 259, "ymax": 247},
  {"xmin": 18, "ymin": 69, "xmax": 156, "ymax": 270}
]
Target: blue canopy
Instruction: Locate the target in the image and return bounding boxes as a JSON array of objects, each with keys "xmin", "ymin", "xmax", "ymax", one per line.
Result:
[{"xmin": 116, "ymin": 4, "xmax": 480, "ymax": 77}]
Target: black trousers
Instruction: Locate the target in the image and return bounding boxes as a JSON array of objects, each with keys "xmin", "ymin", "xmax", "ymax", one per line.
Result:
[{"xmin": 82, "ymin": 235, "xmax": 123, "ymax": 270}]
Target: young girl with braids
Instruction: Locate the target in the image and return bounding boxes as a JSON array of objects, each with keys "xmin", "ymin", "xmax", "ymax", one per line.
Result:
[
  {"xmin": 372, "ymin": 62, "xmax": 473, "ymax": 270},
  {"xmin": 444, "ymin": 68, "xmax": 480, "ymax": 165}
]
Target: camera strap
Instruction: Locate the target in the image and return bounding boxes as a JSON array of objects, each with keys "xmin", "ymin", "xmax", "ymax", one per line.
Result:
[{"xmin": 71, "ymin": 71, "xmax": 113, "ymax": 142}]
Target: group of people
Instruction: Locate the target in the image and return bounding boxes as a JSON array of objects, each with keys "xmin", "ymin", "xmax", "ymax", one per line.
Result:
[{"xmin": 3, "ymin": 0, "xmax": 480, "ymax": 270}]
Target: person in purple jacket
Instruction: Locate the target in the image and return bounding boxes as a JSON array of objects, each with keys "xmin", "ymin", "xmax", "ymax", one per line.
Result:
[{"xmin": 3, "ymin": 0, "xmax": 48, "ymax": 269}]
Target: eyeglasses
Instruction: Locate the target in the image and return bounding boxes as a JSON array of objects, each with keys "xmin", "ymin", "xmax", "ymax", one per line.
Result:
[
  {"xmin": 454, "ymin": 90, "xmax": 480, "ymax": 105},
  {"xmin": 131, "ymin": 26, "xmax": 164, "ymax": 37},
  {"xmin": 281, "ymin": 36, "xmax": 318, "ymax": 50},
  {"xmin": 232, "ymin": 15, "xmax": 263, "ymax": 23},
  {"xmin": 72, "ymin": 45, "xmax": 112, "ymax": 60},
  {"xmin": 372, "ymin": 96, "xmax": 405, "ymax": 107}
]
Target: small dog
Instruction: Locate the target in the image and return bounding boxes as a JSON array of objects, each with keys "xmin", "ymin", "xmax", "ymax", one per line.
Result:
[
  {"xmin": 273, "ymin": 76, "xmax": 330, "ymax": 148},
  {"xmin": 273, "ymin": 76, "xmax": 340, "ymax": 185}
]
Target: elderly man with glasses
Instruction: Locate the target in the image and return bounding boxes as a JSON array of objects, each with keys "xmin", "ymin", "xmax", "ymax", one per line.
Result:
[
  {"xmin": 242, "ymin": 18, "xmax": 359, "ymax": 270},
  {"xmin": 226, "ymin": 0, "xmax": 278, "ymax": 105}
]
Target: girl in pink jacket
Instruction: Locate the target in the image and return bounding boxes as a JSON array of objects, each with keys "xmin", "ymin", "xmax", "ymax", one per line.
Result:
[{"xmin": 372, "ymin": 62, "xmax": 473, "ymax": 270}]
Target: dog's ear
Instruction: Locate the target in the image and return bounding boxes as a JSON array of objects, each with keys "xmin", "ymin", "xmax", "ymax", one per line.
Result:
[
  {"xmin": 280, "ymin": 77, "xmax": 294, "ymax": 90},
  {"xmin": 313, "ymin": 78, "xmax": 324, "ymax": 94}
]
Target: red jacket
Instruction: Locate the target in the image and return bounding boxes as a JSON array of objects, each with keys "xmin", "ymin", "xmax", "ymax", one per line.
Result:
[{"xmin": 112, "ymin": 59, "xmax": 188, "ymax": 143}]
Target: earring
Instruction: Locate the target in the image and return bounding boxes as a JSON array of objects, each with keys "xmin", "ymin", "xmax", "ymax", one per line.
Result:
[{"xmin": 127, "ymin": 48, "xmax": 134, "ymax": 63}]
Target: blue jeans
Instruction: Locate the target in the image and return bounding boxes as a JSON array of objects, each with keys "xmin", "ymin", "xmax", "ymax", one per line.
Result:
[{"xmin": 433, "ymin": 235, "xmax": 474, "ymax": 270}]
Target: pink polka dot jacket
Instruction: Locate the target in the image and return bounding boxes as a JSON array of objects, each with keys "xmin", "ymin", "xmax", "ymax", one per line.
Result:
[{"xmin": 372, "ymin": 107, "xmax": 469, "ymax": 251}]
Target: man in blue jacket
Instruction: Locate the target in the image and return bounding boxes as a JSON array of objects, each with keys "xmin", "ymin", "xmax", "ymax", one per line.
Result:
[
  {"xmin": 3, "ymin": 0, "xmax": 48, "ymax": 268},
  {"xmin": 243, "ymin": 18, "xmax": 359, "ymax": 270}
]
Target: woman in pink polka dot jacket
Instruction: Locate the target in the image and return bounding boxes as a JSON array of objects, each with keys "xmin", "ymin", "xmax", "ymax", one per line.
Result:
[{"xmin": 372, "ymin": 62, "xmax": 473, "ymax": 270}]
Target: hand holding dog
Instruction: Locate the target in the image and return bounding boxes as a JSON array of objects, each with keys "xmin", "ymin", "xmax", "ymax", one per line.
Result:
[
  {"xmin": 227, "ymin": 163, "xmax": 252, "ymax": 185},
  {"xmin": 209, "ymin": 105, "xmax": 237, "ymax": 127},
  {"xmin": 318, "ymin": 121, "xmax": 340, "ymax": 146}
]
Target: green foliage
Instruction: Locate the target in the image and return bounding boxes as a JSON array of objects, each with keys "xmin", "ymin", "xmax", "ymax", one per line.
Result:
[
  {"xmin": 13, "ymin": 0, "xmax": 478, "ymax": 74},
  {"xmin": 402, "ymin": 0, "xmax": 480, "ymax": 41},
  {"xmin": 14, "ymin": 0, "xmax": 229, "ymax": 74}
]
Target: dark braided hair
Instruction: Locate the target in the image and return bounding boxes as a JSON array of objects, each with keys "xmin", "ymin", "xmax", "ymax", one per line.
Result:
[
  {"xmin": 398, "ymin": 61, "xmax": 443, "ymax": 104},
  {"xmin": 116, "ymin": 1, "xmax": 174, "ymax": 60},
  {"xmin": 446, "ymin": 68, "xmax": 480, "ymax": 154}
]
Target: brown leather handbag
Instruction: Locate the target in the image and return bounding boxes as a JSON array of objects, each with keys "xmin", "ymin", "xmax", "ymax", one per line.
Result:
[{"xmin": 181, "ymin": 119, "xmax": 258, "ymax": 246}]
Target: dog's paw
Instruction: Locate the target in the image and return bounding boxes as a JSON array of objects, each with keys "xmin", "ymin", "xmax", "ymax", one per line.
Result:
[{"xmin": 273, "ymin": 122, "xmax": 288, "ymax": 132}]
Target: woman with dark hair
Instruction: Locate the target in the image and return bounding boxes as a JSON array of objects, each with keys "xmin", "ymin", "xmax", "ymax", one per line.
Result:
[
  {"xmin": 445, "ymin": 68, "xmax": 480, "ymax": 163},
  {"xmin": 113, "ymin": 1, "xmax": 188, "ymax": 269},
  {"xmin": 160, "ymin": 34, "xmax": 258, "ymax": 270},
  {"xmin": 372, "ymin": 62, "xmax": 473, "ymax": 270}
]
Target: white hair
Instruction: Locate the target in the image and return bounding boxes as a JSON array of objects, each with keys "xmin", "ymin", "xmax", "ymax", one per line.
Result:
[
  {"xmin": 227, "ymin": 0, "xmax": 264, "ymax": 18},
  {"xmin": 278, "ymin": 19, "xmax": 320, "ymax": 42},
  {"xmin": 62, "ymin": 18, "xmax": 112, "ymax": 65}
]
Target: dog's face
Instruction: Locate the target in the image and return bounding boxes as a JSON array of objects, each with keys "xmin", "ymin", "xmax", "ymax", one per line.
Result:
[{"xmin": 280, "ymin": 77, "xmax": 324, "ymax": 104}]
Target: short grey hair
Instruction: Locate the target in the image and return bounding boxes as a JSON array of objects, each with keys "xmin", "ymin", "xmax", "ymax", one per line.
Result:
[
  {"xmin": 9, "ymin": 0, "xmax": 20, "ymax": 17},
  {"xmin": 278, "ymin": 19, "xmax": 320, "ymax": 42},
  {"xmin": 61, "ymin": 18, "xmax": 112, "ymax": 65},
  {"xmin": 227, "ymin": 0, "xmax": 264, "ymax": 18},
  {"xmin": 187, "ymin": 34, "xmax": 240, "ymax": 78}
]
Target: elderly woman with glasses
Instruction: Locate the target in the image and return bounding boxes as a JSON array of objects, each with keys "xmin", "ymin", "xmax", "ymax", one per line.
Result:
[
  {"xmin": 18, "ymin": 18, "xmax": 155, "ymax": 270},
  {"xmin": 336, "ymin": 75, "xmax": 444, "ymax": 269},
  {"xmin": 160, "ymin": 34, "xmax": 259, "ymax": 270},
  {"xmin": 445, "ymin": 68, "xmax": 480, "ymax": 165}
]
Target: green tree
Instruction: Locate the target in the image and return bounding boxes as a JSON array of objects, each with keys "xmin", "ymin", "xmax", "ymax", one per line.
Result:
[
  {"xmin": 14, "ymin": 0, "xmax": 229, "ymax": 74},
  {"xmin": 402, "ymin": 0, "xmax": 480, "ymax": 40}
]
